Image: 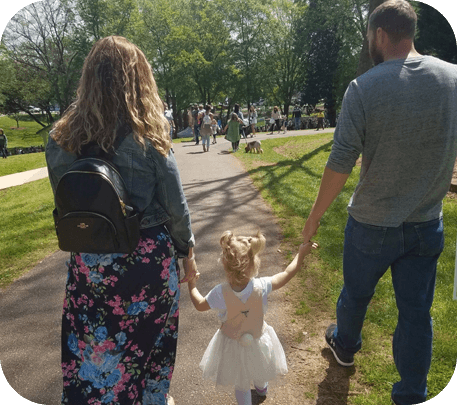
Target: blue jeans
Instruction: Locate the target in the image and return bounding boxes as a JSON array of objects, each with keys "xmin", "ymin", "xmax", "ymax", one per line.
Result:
[
  {"xmin": 194, "ymin": 124, "xmax": 200, "ymax": 143},
  {"xmin": 294, "ymin": 117, "xmax": 301, "ymax": 130},
  {"xmin": 201, "ymin": 134, "xmax": 210, "ymax": 149},
  {"xmin": 333, "ymin": 215, "xmax": 444, "ymax": 405}
]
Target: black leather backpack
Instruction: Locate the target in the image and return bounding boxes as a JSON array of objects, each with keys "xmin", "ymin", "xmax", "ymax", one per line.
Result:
[{"xmin": 52, "ymin": 140, "xmax": 141, "ymax": 254}]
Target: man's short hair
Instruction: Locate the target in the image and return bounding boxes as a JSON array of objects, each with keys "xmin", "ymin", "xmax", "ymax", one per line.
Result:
[{"xmin": 369, "ymin": 0, "xmax": 417, "ymax": 43}]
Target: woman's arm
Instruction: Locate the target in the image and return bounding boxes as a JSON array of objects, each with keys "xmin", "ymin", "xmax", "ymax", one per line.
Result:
[{"xmin": 153, "ymin": 151, "xmax": 195, "ymax": 256}]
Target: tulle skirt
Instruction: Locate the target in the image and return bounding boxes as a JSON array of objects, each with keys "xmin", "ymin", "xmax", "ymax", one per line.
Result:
[{"xmin": 199, "ymin": 323, "xmax": 288, "ymax": 392}]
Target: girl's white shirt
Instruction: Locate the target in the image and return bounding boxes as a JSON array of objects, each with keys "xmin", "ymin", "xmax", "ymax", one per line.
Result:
[{"xmin": 205, "ymin": 277, "xmax": 273, "ymax": 322}]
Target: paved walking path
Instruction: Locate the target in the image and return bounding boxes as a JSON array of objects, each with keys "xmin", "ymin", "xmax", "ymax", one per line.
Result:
[
  {"xmin": 0, "ymin": 129, "xmax": 332, "ymax": 404},
  {"xmin": 0, "ymin": 167, "xmax": 49, "ymax": 190}
]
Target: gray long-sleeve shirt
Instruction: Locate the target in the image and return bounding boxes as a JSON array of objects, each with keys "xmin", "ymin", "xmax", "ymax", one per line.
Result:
[{"xmin": 327, "ymin": 56, "xmax": 457, "ymax": 227}]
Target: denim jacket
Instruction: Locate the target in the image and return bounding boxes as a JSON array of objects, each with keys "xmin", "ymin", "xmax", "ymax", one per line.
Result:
[{"xmin": 45, "ymin": 133, "xmax": 195, "ymax": 257}]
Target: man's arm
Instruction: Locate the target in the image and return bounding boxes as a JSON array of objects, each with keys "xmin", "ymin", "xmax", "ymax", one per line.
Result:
[{"xmin": 302, "ymin": 166, "xmax": 351, "ymax": 242}]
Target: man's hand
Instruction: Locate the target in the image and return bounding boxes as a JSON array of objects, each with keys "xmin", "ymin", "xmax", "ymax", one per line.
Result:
[{"xmin": 302, "ymin": 216, "xmax": 320, "ymax": 243}]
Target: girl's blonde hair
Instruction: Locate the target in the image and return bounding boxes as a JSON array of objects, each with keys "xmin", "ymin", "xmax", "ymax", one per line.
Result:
[
  {"xmin": 220, "ymin": 231, "xmax": 266, "ymax": 286},
  {"xmin": 231, "ymin": 112, "xmax": 239, "ymax": 121},
  {"xmin": 51, "ymin": 36, "xmax": 171, "ymax": 156}
]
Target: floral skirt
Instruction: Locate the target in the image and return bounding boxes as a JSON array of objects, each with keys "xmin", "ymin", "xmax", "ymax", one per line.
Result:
[{"xmin": 61, "ymin": 225, "xmax": 180, "ymax": 405}]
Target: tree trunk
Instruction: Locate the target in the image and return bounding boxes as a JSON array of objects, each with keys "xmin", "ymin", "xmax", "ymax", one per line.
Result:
[{"xmin": 356, "ymin": 0, "xmax": 389, "ymax": 77}]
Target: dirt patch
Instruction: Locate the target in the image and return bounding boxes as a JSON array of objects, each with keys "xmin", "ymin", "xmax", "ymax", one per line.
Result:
[
  {"xmin": 265, "ymin": 237, "xmax": 371, "ymax": 404},
  {"xmin": 9, "ymin": 127, "xmax": 27, "ymax": 131},
  {"xmin": 251, "ymin": 160, "xmax": 277, "ymax": 168}
]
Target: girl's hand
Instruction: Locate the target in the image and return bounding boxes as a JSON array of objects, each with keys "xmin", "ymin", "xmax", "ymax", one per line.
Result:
[{"xmin": 299, "ymin": 241, "xmax": 319, "ymax": 256}]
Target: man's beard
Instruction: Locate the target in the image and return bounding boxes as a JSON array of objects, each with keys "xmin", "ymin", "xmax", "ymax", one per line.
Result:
[{"xmin": 369, "ymin": 40, "xmax": 384, "ymax": 66}]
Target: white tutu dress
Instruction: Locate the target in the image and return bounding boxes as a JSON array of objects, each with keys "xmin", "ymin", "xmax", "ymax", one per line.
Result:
[{"xmin": 199, "ymin": 277, "xmax": 288, "ymax": 392}]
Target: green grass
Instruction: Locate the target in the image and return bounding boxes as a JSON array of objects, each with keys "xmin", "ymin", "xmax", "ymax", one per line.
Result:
[
  {"xmin": 235, "ymin": 133, "xmax": 457, "ymax": 404},
  {"xmin": 0, "ymin": 152, "xmax": 47, "ymax": 176},
  {"xmin": 0, "ymin": 178, "xmax": 58, "ymax": 289},
  {"xmin": 0, "ymin": 115, "xmax": 54, "ymax": 149}
]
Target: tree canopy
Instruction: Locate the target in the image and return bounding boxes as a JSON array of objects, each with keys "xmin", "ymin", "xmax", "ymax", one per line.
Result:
[{"xmin": 0, "ymin": 0, "xmax": 455, "ymax": 130}]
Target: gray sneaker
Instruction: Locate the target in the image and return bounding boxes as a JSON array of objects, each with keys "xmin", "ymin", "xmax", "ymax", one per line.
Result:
[{"xmin": 325, "ymin": 324, "xmax": 354, "ymax": 367}]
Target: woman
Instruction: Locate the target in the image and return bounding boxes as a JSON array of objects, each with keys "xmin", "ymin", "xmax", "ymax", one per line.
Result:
[
  {"xmin": 248, "ymin": 106, "xmax": 257, "ymax": 137},
  {"xmin": 223, "ymin": 113, "xmax": 243, "ymax": 152},
  {"xmin": 268, "ymin": 106, "xmax": 281, "ymax": 134},
  {"xmin": 233, "ymin": 103, "xmax": 245, "ymax": 139},
  {"xmin": 199, "ymin": 105, "xmax": 213, "ymax": 152},
  {"xmin": 46, "ymin": 36, "xmax": 195, "ymax": 405},
  {"xmin": 163, "ymin": 101, "xmax": 174, "ymax": 153}
]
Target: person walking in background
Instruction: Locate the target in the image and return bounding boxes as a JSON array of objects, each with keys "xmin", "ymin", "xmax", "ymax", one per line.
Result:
[
  {"xmin": 200, "ymin": 105, "xmax": 213, "ymax": 152},
  {"xmin": 46, "ymin": 36, "xmax": 196, "ymax": 405},
  {"xmin": 211, "ymin": 115, "xmax": 219, "ymax": 144},
  {"xmin": 163, "ymin": 101, "xmax": 174, "ymax": 153},
  {"xmin": 223, "ymin": 113, "xmax": 243, "ymax": 152},
  {"xmin": 234, "ymin": 103, "xmax": 246, "ymax": 139},
  {"xmin": 248, "ymin": 106, "xmax": 257, "ymax": 137},
  {"xmin": 301, "ymin": 2, "xmax": 457, "ymax": 404},
  {"xmin": 186, "ymin": 231, "xmax": 318, "ymax": 405},
  {"xmin": 292, "ymin": 104, "xmax": 302, "ymax": 130},
  {"xmin": 268, "ymin": 106, "xmax": 281, "ymax": 134},
  {"xmin": 192, "ymin": 104, "xmax": 200, "ymax": 145},
  {"xmin": 187, "ymin": 107, "xmax": 194, "ymax": 130},
  {"xmin": 0, "ymin": 129, "xmax": 7, "ymax": 158},
  {"xmin": 315, "ymin": 109, "xmax": 325, "ymax": 130}
]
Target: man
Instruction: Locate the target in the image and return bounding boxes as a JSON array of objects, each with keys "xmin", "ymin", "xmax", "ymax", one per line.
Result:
[
  {"xmin": 292, "ymin": 104, "xmax": 302, "ymax": 130},
  {"xmin": 301, "ymin": 1, "xmax": 457, "ymax": 404},
  {"xmin": 0, "ymin": 129, "xmax": 7, "ymax": 159},
  {"xmin": 192, "ymin": 104, "xmax": 200, "ymax": 145}
]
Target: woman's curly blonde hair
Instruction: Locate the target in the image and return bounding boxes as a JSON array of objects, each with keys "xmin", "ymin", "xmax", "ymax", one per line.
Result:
[
  {"xmin": 51, "ymin": 36, "xmax": 171, "ymax": 157},
  {"xmin": 220, "ymin": 230, "xmax": 266, "ymax": 286}
]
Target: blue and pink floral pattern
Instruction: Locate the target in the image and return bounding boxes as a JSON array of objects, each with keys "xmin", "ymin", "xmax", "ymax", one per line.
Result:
[{"xmin": 61, "ymin": 226, "xmax": 180, "ymax": 405}]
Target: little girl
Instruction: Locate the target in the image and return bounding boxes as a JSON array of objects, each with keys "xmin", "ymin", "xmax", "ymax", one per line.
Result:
[
  {"xmin": 211, "ymin": 115, "xmax": 219, "ymax": 144},
  {"xmin": 186, "ymin": 231, "xmax": 318, "ymax": 405}
]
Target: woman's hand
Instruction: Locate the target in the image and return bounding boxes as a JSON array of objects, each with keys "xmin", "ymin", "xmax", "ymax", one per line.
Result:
[
  {"xmin": 187, "ymin": 270, "xmax": 201, "ymax": 287},
  {"xmin": 181, "ymin": 255, "xmax": 198, "ymax": 283}
]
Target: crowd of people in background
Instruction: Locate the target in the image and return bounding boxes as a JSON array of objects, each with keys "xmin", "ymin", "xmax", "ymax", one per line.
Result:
[
  {"xmin": 181, "ymin": 102, "xmax": 329, "ymax": 152},
  {"xmin": 1, "ymin": 102, "xmax": 329, "ymax": 159}
]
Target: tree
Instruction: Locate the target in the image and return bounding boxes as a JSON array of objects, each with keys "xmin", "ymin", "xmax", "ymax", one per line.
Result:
[
  {"xmin": 0, "ymin": 45, "xmax": 52, "ymax": 127},
  {"xmin": 2, "ymin": 0, "xmax": 82, "ymax": 116},
  {"xmin": 223, "ymin": 0, "xmax": 273, "ymax": 109},
  {"xmin": 264, "ymin": 0, "xmax": 306, "ymax": 116},
  {"xmin": 356, "ymin": 0, "xmax": 387, "ymax": 77},
  {"xmin": 294, "ymin": 0, "xmax": 369, "ymax": 122},
  {"xmin": 1, "ymin": 61, "xmax": 54, "ymax": 127},
  {"xmin": 413, "ymin": 1, "xmax": 457, "ymax": 64}
]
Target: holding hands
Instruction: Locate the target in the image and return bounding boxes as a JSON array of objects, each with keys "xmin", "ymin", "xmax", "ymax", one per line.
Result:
[
  {"xmin": 302, "ymin": 217, "xmax": 320, "ymax": 245},
  {"xmin": 299, "ymin": 240, "xmax": 319, "ymax": 256},
  {"xmin": 181, "ymin": 249, "xmax": 200, "ymax": 284}
]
